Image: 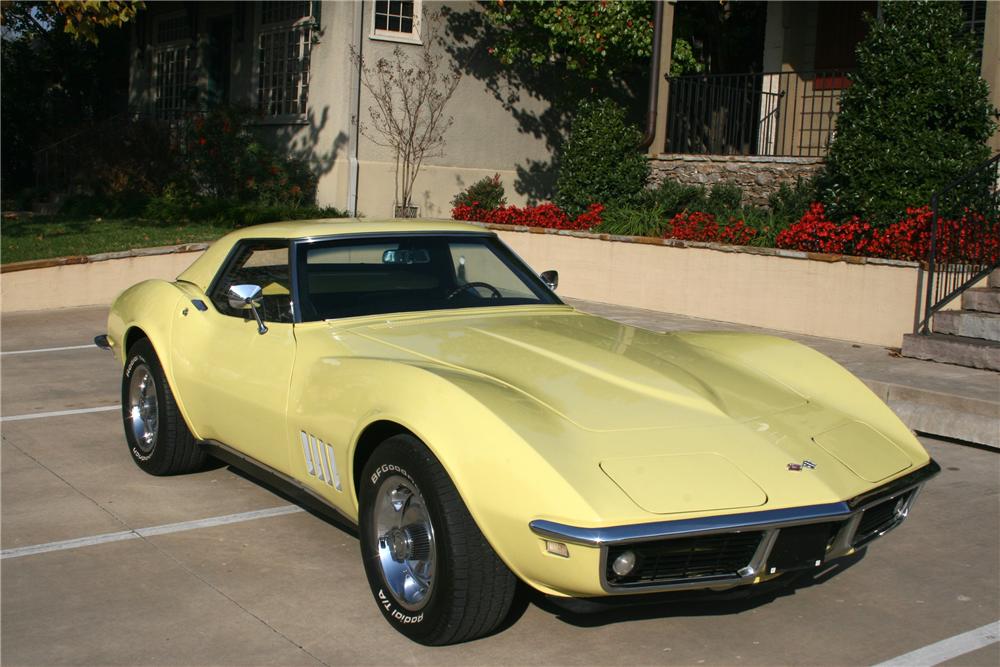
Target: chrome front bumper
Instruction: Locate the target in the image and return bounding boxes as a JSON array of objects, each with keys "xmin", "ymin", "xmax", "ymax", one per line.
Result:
[{"xmin": 529, "ymin": 459, "xmax": 940, "ymax": 594}]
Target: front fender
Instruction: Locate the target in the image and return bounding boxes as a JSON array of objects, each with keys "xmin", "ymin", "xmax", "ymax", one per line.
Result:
[
  {"xmin": 288, "ymin": 356, "xmax": 617, "ymax": 595},
  {"xmin": 107, "ymin": 279, "xmax": 185, "ymax": 367},
  {"xmin": 107, "ymin": 279, "xmax": 192, "ymax": 429}
]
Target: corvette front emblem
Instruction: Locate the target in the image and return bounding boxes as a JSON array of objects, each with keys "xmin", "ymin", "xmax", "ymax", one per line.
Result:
[{"xmin": 788, "ymin": 460, "xmax": 817, "ymax": 471}]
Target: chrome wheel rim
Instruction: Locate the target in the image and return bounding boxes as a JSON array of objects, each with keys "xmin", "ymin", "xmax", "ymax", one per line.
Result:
[
  {"xmin": 373, "ymin": 474, "xmax": 436, "ymax": 611},
  {"xmin": 128, "ymin": 365, "xmax": 159, "ymax": 454}
]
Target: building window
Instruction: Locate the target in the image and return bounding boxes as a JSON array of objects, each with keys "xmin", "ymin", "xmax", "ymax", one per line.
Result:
[
  {"xmin": 152, "ymin": 15, "xmax": 193, "ymax": 119},
  {"xmin": 372, "ymin": 0, "xmax": 419, "ymax": 41},
  {"xmin": 256, "ymin": 2, "xmax": 313, "ymax": 118},
  {"xmin": 262, "ymin": 1, "xmax": 311, "ymax": 25}
]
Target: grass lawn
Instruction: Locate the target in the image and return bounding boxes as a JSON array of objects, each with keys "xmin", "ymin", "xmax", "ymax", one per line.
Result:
[{"xmin": 1, "ymin": 216, "xmax": 232, "ymax": 264}]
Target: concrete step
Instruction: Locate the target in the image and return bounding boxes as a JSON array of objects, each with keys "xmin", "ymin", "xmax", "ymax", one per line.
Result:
[
  {"xmin": 962, "ymin": 287, "xmax": 1000, "ymax": 314},
  {"xmin": 901, "ymin": 333, "xmax": 1000, "ymax": 371},
  {"xmin": 866, "ymin": 381, "xmax": 1000, "ymax": 450},
  {"xmin": 989, "ymin": 269, "xmax": 1000, "ymax": 288},
  {"xmin": 933, "ymin": 309, "xmax": 1000, "ymax": 342}
]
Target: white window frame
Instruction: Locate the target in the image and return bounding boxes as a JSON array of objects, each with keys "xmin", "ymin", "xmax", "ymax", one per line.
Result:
[
  {"xmin": 370, "ymin": 0, "xmax": 422, "ymax": 45},
  {"xmin": 253, "ymin": 2, "xmax": 315, "ymax": 124},
  {"xmin": 150, "ymin": 11, "xmax": 194, "ymax": 120}
]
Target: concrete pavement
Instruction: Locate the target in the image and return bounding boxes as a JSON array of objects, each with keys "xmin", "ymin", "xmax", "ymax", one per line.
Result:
[{"xmin": 1, "ymin": 305, "xmax": 998, "ymax": 666}]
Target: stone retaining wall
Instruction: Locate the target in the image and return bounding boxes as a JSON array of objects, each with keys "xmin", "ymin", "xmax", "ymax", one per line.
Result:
[{"xmin": 649, "ymin": 154, "xmax": 825, "ymax": 207}]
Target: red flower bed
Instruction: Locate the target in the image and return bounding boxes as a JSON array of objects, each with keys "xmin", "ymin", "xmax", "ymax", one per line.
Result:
[
  {"xmin": 774, "ymin": 203, "xmax": 878, "ymax": 256},
  {"xmin": 777, "ymin": 203, "xmax": 1000, "ymax": 263},
  {"xmin": 452, "ymin": 203, "xmax": 603, "ymax": 230},
  {"xmin": 453, "ymin": 200, "xmax": 998, "ymax": 263},
  {"xmin": 663, "ymin": 211, "xmax": 758, "ymax": 245}
]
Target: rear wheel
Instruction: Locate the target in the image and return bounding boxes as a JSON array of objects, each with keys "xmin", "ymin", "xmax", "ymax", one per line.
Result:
[
  {"xmin": 359, "ymin": 434, "xmax": 517, "ymax": 644},
  {"xmin": 122, "ymin": 338, "xmax": 205, "ymax": 475}
]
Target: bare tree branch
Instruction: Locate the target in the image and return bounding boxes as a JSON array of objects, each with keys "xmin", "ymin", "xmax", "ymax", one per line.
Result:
[{"xmin": 350, "ymin": 11, "xmax": 461, "ymax": 212}]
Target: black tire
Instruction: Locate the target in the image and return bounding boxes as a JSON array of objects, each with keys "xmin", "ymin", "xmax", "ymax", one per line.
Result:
[
  {"xmin": 359, "ymin": 434, "xmax": 517, "ymax": 645},
  {"xmin": 122, "ymin": 338, "xmax": 206, "ymax": 476}
]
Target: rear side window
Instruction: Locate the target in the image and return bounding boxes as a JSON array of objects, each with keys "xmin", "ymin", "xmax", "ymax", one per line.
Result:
[{"xmin": 209, "ymin": 240, "xmax": 293, "ymax": 323}]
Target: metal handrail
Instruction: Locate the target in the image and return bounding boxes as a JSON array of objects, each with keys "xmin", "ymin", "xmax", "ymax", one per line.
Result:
[
  {"xmin": 916, "ymin": 152, "xmax": 1000, "ymax": 334},
  {"xmin": 663, "ymin": 69, "xmax": 851, "ymax": 157}
]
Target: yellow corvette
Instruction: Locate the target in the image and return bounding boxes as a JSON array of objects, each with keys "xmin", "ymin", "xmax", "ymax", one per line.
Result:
[{"xmin": 101, "ymin": 220, "xmax": 938, "ymax": 645}]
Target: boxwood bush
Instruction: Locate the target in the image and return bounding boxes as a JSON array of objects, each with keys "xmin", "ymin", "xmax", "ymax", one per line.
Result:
[
  {"xmin": 819, "ymin": 1, "xmax": 997, "ymax": 225},
  {"xmin": 555, "ymin": 98, "xmax": 650, "ymax": 217}
]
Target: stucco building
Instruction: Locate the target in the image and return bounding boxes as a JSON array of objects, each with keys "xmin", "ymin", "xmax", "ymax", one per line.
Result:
[
  {"xmin": 128, "ymin": 0, "xmax": 563, "ymax": 218},
  {"xmin": 125, "ymin": 1, "xmax": 1000, "ymax": 216}
]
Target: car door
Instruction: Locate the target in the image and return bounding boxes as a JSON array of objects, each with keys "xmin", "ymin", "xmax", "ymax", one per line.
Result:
[{"xmin": 170, "ymin": 239, "xmax": 296, "ymax": 474}]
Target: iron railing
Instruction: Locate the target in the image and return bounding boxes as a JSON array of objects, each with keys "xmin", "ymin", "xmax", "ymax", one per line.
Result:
[
  {"xmin": 916, "ymin": 153, "xmax": 1000, "ymax": 334},
  {"xmin": 664, "ymin": 70, "xmax": 851, "ymax": 157}
]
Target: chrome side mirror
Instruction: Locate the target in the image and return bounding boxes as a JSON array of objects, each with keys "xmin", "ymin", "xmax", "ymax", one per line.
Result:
[
  {"xmin": 540, "ymin": 270, "xmax": 559, "ymax": 291},
  {"xmin": 227, "ymin": 284, "xmax": 268, "ymax": 335}
]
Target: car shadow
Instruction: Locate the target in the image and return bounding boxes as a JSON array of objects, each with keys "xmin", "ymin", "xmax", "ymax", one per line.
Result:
[
  {"xmin": 526, "ymin": 550, "xmax": 867, "ymax": 629},
  {"xmin": 222, "ymin": 463, "xmax": 359, "ymax": 539},
  {"xmin": 216, "ymin": 460, "xmax": 865, "ymax": 633}
]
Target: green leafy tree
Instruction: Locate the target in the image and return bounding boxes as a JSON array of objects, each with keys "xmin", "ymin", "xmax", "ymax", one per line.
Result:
[
  {"xmin": 480, "ymin": 0, "xmax": 654, "ymax": 81},
  {"xmin": 1, "ymin": 1, "xmax": 143, "ymax": 44},
  {"xmin": 555, "ymin": 98, "xmax": 650, "ymax": 216},
  {"xmin": 669, "ymin": 38, "xmax": 702, "ymax": 77},
  {"xmin": 820, "ymin": 1, "xmax": 998, "ymax": 225}
]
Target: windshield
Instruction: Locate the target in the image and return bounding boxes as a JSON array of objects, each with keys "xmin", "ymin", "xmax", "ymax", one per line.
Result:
[{"xmin": 295, "ymin": 233, "xmax": 561, "ymax": 321}]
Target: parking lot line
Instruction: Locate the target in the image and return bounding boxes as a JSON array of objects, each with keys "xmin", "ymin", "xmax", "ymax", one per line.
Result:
[
  {"xmin": 873, "ymin": 620, "xmax": 1000, "ymax": 667},
  {"xmin": 1, "ymin": 405, "xmax": 119, "ymax": 422},
  {"xmin": 1, "ymin": 344, "xmax": 97, "ymax": 355},
  {"xmin": 1, "ymin": 505, "xmax": 304, "ymax": 560}
]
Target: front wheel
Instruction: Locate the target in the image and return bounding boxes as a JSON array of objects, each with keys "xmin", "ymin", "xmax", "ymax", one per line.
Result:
[
  {"xmin": 122, "ymin": 338, "xmax": 206, "ymax": 476},
  {"xmin": 359, "ymin": 434, "xmax": 517, "ymax": 645}
]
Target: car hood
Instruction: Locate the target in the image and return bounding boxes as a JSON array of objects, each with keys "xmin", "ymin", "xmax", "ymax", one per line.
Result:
[
  {"xmin": 334, "ymin": 308, "xmax": 919, "ymax": 516},
  {"xmin": 346, "ymin": 308, "xmax": 807, "ymax": 432}
]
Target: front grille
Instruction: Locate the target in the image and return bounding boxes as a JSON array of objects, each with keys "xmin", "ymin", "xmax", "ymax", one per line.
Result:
[
  {"xmin": 767, "ymin": 522, "xmax": 842, "ymax": 572},
  {"xmin": 853, "ymin": 491, "xmax": 913, "ymax": 547},
  {"xmin": 606, "ymin": 531, "xmax": 764, "ymax": 587}
]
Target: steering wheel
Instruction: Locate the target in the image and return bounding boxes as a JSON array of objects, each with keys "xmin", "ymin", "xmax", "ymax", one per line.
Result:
[{"xmin": 446, "ymin": 281, "xmax": 502, "ymax": 300}]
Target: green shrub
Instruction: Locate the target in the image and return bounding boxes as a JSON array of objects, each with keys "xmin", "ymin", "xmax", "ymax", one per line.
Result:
[
  {"xmin": 183, "ymin": 107, "xmax": 317, "ymax": 206},
  {"xmin": 452, "ymin": 173, "xmax": 507, "ymax": 210},
  {"xmin": 704, "ymin": 183, "xmax": 743, "ymax": 217},
  {"xmin": 643, "ymin": 179, "xmax": 706, "ymax": 216},
  {"xmin": 819, "ymin": 1, "xmax": 998, "ymax": 225},
  {"xmin": 60, "ymin": 191, "xmax": 150, "ymax": 218},
  {"xmin": 768, "ymin": 178, "xmax": 816, "ymax": 227},
  {"xmin": 142, "ymin": 193, "xmax": 347, "ymax": 228},
  {"xmin": 732, "ymin": 206, "xmax": 782, "ymax": 248},
  {"xmin": 595, "ymin": 203, "xmax": 669, "ymax": 237},
  {"xmin": 56, "ymin": 118, "xmax": 178, "ymax": 217},
  {"xmin": 555, "ymin": 98, "xmax": 650, "ymax": 217}
]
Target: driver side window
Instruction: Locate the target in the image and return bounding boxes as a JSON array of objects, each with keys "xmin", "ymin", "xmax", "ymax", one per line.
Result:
[
  {"xmin": 209, "ymin": 240, "xmax": 293, "ymax": 323},
  {"xmin": 449, "ymin": 242, "xmax": 534, "ymax": 298}
]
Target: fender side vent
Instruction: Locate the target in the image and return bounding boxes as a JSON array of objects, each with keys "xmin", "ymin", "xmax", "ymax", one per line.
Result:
[{"xmin": 299, "ymin": 431, "xmax": 342, "ymax": 491}]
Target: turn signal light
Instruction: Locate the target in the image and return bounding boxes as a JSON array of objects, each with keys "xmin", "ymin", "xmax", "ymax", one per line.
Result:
[{"xmin": 544, "ymin": 540, "xmax": 570, "ymax": 558}]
